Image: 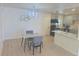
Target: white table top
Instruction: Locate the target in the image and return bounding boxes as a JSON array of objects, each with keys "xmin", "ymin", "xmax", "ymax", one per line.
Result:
[{"xmin": 23, "ymin": 34, "xmax": 42, "ymax": 38}]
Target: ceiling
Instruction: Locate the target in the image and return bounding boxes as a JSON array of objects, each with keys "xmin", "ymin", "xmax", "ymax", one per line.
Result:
[{"xmin": 1, "ymin": 3, "xmax": 79, "ymax": 14}]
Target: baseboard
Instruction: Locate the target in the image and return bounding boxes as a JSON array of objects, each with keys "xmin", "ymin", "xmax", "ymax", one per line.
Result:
[
  {"xmin": 0, "ymin": 41, "xmax": 3, "ymax": 56},
  {"xmin": 0, "ymin": 48, "xmax": 1, "ymax": 55}
]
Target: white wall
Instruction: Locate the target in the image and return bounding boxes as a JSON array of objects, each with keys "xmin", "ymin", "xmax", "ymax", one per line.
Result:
[
  {"xmin": 63, "ymin": 15, "xmax": 79, "ymax": 25},
  {"xmin": 63, "ymin": 15, "xmax": 73, "ymax": 25},
  {"xmin": 0, "ymin": 7, "xmax": 3, "ymax": 55},
  {"xmin": 0, "ymin": 6, "xmax": 51, "ymax": 41}
]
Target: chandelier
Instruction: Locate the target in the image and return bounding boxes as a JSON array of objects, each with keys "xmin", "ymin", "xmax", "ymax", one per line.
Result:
[{"xmin": 21, "ymin": 6, "xmax": 37, "ymax": 21}]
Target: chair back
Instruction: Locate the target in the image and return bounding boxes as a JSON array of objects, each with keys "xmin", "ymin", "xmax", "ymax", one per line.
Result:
[
  {"xmin": 33, "ymin": 36, "xmax": 43, "ymax": 46},
  {"xmin": 26, "ymin": 30, "xmax": 33, "ymax": 35}
]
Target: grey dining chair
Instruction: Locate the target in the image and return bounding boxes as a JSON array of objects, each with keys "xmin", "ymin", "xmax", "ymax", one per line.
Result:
[
  {"xmin": 24, "ymin": 30, "xmax": 34, "ymax": 52},
  {"xmin": 29, "ymin": 36, "xmax": 43, "ymax": 55}
]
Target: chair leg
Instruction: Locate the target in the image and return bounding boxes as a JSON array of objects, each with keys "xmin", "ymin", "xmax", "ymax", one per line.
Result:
[
  {"xmin": 40, "ymin": 45, "xmax": 41, "ymax": 53},
  {"xmin": 24, "ymin": 39, "xmax": 27, "ymax": 52},
  {"xmin": 33, "ymin": 46, "xmax": 34, "ymax": 55},
  {"xmin": 28, "ymin": 40, "xmax": 31, "ymax": 50},
  {"xmin": 41, "ymin": 42, "xmax": 43, "ymax": 48},
  {"xmin": 21, "ymin": 37, "xmax": 24, "ymax": 46},
  {"xmin": 28, "ymin": 40, "xmax": 29, "ymax": 48}
]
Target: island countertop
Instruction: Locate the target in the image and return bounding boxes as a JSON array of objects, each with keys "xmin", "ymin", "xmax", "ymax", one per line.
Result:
[{"xmin": 53, "ymin": 31, "xmax": 77, "ymax": 40}]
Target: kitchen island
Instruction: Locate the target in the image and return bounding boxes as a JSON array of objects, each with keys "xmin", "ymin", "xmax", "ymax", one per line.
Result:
[{"xmin": 54, "ymin": 31, "xmax": 79, "ymax": 55}]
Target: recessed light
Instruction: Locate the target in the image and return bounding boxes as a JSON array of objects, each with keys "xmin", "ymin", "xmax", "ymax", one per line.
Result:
[
  {"xmin": 72, "ymin": 8, "xmax": 76, "ymax": 11},
  {"xmin": 58, "ymin": 10, "xmax": 63, "ymax": 14}
]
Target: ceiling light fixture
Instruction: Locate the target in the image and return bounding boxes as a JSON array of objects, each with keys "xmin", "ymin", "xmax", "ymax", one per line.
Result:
[
  {"xmin": 58, "ymin": 10, "xmax": 63, "ymax": 14},
  {"xmin": 72, "ymin": 8, "xmax": 76, "ymax": 11},
  {"xmin": 20, "ymin": 6, "xmax": 37, "ymax": 21}
]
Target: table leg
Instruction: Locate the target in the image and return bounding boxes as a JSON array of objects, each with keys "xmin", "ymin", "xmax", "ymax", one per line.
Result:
[
  {"xmin": 24, "ymin": 39, "xmax": 27, "ymax": 52},
  {"xmin": 21, "ymin": 37, "xmax": 24, "ymax": 46}
]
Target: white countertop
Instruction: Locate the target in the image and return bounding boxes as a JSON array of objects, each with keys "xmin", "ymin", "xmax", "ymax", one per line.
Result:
[
  {"xmin": 52, "ymin": 30, "xmax": 62, "ymax": 32},
  {"xmin": 23, "ymin": 33, "xmax": 42, "ymax": 38}
]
